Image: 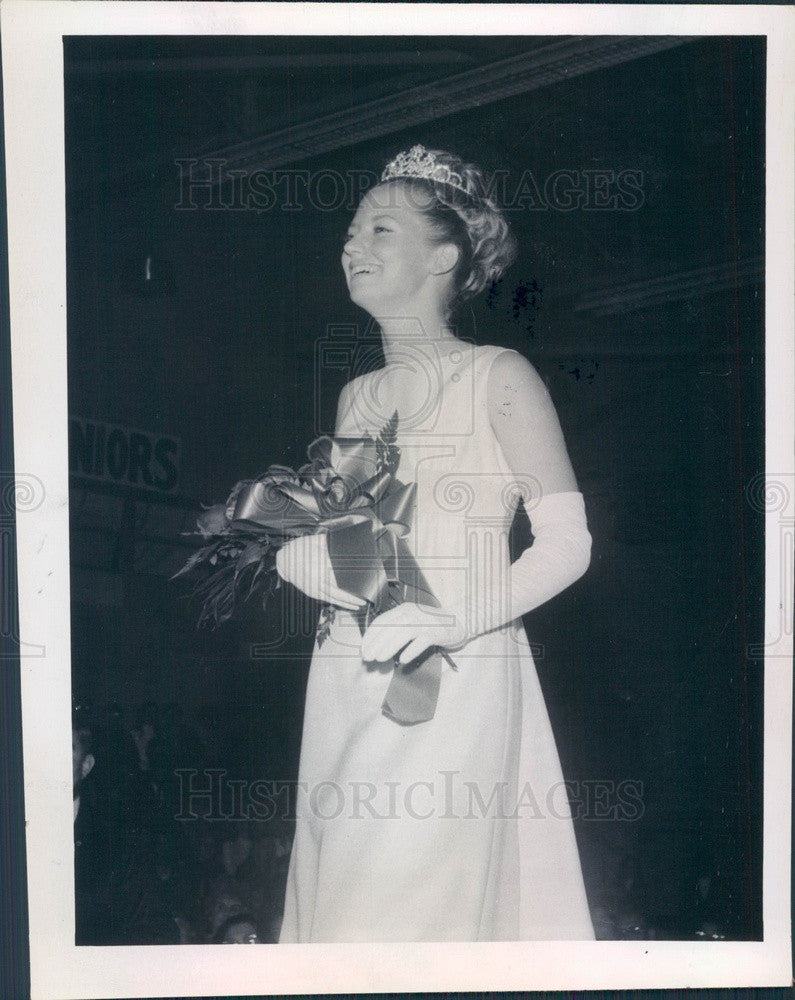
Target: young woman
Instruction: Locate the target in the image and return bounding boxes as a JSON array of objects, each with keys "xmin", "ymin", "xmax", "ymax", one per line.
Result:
[{"xmin": 276, "ymin": 145, "xmax": 595, "ymax": 942}]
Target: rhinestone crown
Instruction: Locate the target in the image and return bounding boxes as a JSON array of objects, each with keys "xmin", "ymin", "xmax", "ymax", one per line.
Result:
[{"xmin": 381, "ymin": 144, "xmax": 470, "ymax": 196}]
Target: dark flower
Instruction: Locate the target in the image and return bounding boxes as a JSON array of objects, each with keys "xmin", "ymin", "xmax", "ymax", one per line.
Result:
[{"xmin": 196, "ymin": 503, "xmax": 230, "ymax": 538}]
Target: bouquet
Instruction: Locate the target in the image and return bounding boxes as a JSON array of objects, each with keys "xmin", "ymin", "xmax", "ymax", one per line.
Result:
[{"xmin": 171, "ymin": 413, "xmax": 451, "ymax": 724}]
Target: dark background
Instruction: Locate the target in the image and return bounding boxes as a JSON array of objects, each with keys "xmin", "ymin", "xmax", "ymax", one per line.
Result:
[{"xmin": 62, "ymin": 34, "xmax": 764, "ymax": 940}]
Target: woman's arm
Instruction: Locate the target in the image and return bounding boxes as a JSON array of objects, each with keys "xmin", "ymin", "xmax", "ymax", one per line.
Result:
[
  {"xmin": 274, "ymin": 379, "xmax": 366, "ymax": 611},
  {"xmin": 476, "ymin": 349, "xmax": 591, "ymax": 632},
  {"xmin": 334, "ymin": 379, "xmax": 355, "ymax": 436},
  {"xmin": 486, "ymin": 348, "xmax": 577, "ymax": 498},
  {"xmin": 361, "ymin": 349, "xmax": 592, "ymax": 664}
]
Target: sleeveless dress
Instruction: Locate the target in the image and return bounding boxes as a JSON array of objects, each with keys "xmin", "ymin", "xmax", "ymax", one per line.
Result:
[{"xmin": 279, "ymin": 343, "xmax": 594, "ymax": 942}]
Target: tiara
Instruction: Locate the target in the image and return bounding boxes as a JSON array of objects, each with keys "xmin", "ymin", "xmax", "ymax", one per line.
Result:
[{"xmin": 381, "ymin": 144, "xmax": 470, "ymax": 196}]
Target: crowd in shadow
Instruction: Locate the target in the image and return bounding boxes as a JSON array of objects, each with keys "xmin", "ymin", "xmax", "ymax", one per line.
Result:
[
  {"xmin": 73, "ymin": 699, "xmax": 732, "ymax": 944},
  {"xmin": 72, "ymin": 699, "xmax": 292, "ymax": 945}
]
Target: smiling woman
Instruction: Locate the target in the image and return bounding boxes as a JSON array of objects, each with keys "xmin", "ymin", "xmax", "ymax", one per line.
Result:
[
  {"xmin": 342, "ymin": 196, "xmax": 455, "ymax": 319},
  {"xmin": 274, "ymin": 145, "xmax": 597, "ymax": 943},
  {"xmin": 341, "ymin": 151, "xmax": 515, "ymax": 325}
]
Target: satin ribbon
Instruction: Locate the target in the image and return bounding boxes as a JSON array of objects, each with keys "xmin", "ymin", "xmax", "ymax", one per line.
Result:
[{"xmin": 229, "ymin": 432, "xmax": 448, "ymax": 725}]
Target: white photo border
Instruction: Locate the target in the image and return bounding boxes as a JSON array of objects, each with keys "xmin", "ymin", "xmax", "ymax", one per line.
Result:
[{"xmin": 2, "ymin": 2, "xmax": 792, "ymax": 997}]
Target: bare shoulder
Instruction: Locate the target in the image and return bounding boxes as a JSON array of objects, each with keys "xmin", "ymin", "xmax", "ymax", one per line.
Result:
[
  {"xmin": 486, "ymin": 348, "xmax": 554, "ymax": 417},
  {"xmin": 483, "ymin": 346, "xmax": 576, "ymax": 488},
  {"xmin": 335, "ymin": 369, "xmax": 376, "ymax": 430},
  {"xmin": 337, "ymin": 370, "xmax": 375, "ymax": 405}
]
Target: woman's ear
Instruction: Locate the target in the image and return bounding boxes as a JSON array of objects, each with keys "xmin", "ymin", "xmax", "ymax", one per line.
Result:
[{"xmin": 429, "ymin": 243, "xmax": 460, "ymax": 275}]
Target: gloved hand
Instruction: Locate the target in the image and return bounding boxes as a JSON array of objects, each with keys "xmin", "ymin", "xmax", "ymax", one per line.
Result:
[
  {"xmin": 362, "ymin": 490, "xmax": 592, "ymax": 665},
  {"xmin": 275, "ymin": 532, "xmax": 366, "ymax": 611},
  {"xmin": 360, "ymin": 601, "xmax": 472, "ymax": 666}
]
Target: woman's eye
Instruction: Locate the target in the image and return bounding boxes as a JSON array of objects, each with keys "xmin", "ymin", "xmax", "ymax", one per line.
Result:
[{"xmin": 374, "ymin": 226, "xmax": 391, "ymax": 233}]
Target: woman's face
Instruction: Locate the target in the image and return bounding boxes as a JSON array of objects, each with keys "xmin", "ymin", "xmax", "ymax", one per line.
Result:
[{"xmin": 341, "ymin": 182, "xmax": 443, "ymax": 313}]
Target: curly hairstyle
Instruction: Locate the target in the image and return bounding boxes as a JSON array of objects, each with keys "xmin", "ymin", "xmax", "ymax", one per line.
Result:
[{"xmin": 379, "ymin": 148, "xmax": 517, "ymax": 317}]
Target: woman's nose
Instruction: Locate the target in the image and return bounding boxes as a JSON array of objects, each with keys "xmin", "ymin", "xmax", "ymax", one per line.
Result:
[{"xmin": 344, "ymin": 231, "xmax": 368, "ymax": 256}]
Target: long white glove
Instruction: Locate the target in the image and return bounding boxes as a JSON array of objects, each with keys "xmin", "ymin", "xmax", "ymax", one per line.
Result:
[
  {"xmin": 470, "ymin": 488, "xmax": 592, "ymax": 636},
  {"xmin": 275, "ymin": 532, "xmax": 366, "ymax": 611},
  {"xmin": 361, "ymin": 490, "xmax": 592, "ymax": 664}
]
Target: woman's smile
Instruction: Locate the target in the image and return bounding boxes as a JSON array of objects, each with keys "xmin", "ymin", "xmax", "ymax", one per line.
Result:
[
  {"xmin": 349, "ymin": 262, "xmax": 381, "ymax": 279},
  {"xmin": 341, "ymin": 184, "xmax": 440, "ymax": 310}
]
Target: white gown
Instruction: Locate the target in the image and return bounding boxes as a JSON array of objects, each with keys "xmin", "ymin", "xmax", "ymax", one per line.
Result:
[{"xmin": 279, "ymin": 343, "xmax": 594, "ymax": 942}]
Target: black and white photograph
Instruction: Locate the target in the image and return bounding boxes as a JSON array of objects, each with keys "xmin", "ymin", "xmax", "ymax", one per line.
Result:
[{"xmin": 2, "ymin": 2, "xmax": 793, "ymax": 997}]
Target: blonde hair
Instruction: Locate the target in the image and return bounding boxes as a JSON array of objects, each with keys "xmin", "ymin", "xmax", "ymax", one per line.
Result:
[{"xmin": 380, "ymin": 147, "xmax": 517, "ymax": 315}]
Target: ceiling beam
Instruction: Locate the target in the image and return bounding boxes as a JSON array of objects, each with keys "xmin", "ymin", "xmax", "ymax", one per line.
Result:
[
  {"xmin": 198, "ymin": 36, "xmax": 698, "ymax": 172},
  {"xmin": 572, "ymin": 256, "xmax": 763, "ymax": 316},
  {"xmin": 66, "ymin": 50, "xmax": 476, "ymax": 75}
]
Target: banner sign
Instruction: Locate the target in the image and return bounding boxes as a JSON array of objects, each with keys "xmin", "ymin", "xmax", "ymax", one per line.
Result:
[{"xmin": 69, "ymin": 417, "xmax": 180, "ymax": 494}]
